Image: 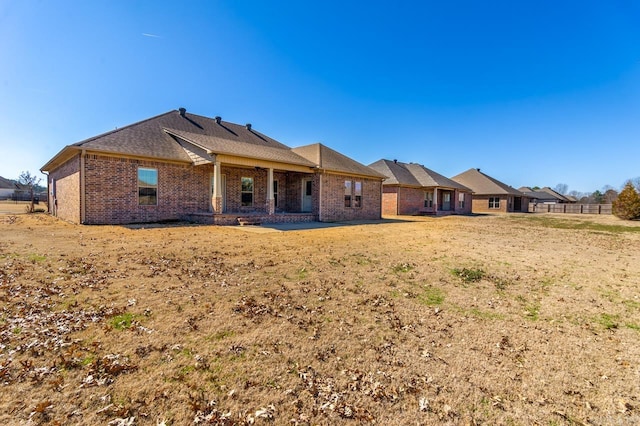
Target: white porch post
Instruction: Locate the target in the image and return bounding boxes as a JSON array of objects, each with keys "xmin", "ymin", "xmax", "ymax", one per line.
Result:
[
  {"xmin": 212, "ymin": 161, "xmax": 222, "ymax": 213},
  {"xmin": 267, "ymin": 168, "xmax": 275, "ymax": 215},
  {"xmin": 433, "ymin": 188, "xmax": 438, "ymax": 213}
]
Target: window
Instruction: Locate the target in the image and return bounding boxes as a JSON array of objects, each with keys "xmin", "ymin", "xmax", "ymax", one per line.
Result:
[
  {"xmin": 424, "ymin": 191, "xmax": 433, "ymax": 208},
  {"xmin": 344, "ymin": 180, "xmax": 363, "ymax": 208},
  {"xmin": 241, "ymin": 177, "xmax": 253, "ymax": 206},
  {"xmin": 138, "ymin": 167, "xmax": 157, "ymax": 205},
  {"xmin": 273, "ymin": 180, "xmax": 278, "ymax": 208},
  {"xmin": 458, "ymin": 193, "xmax": 465, "ymax": 209},
  {"xmin": 354, "ymin": 181, "xmax": 362, "ymax": 208},
  {"xmin": 344, "ymin": 180, "xmax": 352, "ymax": 207},
  {"xmin": 489, "ymin": 197, "xmax": 500, "ymax": 209}
]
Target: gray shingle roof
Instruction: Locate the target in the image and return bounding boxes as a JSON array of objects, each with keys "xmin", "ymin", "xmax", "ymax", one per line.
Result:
[
  {"xmin": 164, "ymin": 128, "xmax": 316, "ymax": 167},
  {"xmin": 451, "ymin": 168, "xmax": 524, "ymax": 196},
  {"xmin": 539, "ymin": 187, "xmax": 571, "ymax": 202},
  {"xmin": 0, "ymin": 176, "xmax": 17, "ymax": 189},
  {"xmin": 292, "ymin": 144, "xmax": 386, "ymax": 179},
  {"xmin": 368, "ymin": 159, "xmax": 472, "ymax": 191},
  {"xmin": 69, "ymin": 110, "xmax": 292, "ymax": 162}
]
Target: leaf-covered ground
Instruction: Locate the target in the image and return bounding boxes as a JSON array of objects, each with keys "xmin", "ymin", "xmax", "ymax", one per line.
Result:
[{"xmin": 1, "ymin": 213, "xmax": 639, "ymax": 425}]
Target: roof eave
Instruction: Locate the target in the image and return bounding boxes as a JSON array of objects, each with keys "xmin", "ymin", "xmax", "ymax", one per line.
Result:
[{"xmin": 41, "ymin": 146, "xmax": 81, "ymax": 172}]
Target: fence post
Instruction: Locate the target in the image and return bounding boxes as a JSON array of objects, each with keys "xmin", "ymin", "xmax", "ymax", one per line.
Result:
[
  {"xmin": 598, "ymin": 205, "xmax": 601, "ymax": 214},
  {"xmin": 580, "ymin": 205, "xmax": 583, "ymax": 214}
]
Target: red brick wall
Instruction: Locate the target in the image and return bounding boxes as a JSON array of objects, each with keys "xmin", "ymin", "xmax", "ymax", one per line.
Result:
[
  {"xmin": 397, "ymin": 187, "xmax": 428, "ymax": 215},
  {"xmin": 83, "ymin": 155, "xmax": 213, "ymax": 224},
  {"xmin": 454, "ymin": 191, "xmax": 473, "ymax": 214},
  {"xmin": 382, "ymin": 186, "xmax": 399, "ymax": 215},
  {"xmin": 48, "ymin": 154, "xmax": 81, "ymax": 223},
  {"xmin": 319, "ymin": 174, "xmax": 382, "ymax": 222},
  {"xmin": 471, "ymin": 195, "xmax": 512, "ymax": 213}
]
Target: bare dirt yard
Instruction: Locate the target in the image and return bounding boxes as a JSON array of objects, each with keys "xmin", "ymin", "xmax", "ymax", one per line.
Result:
[{"xmin": 1, "ymin": 212, "xmax": 639, "ymax": 425}]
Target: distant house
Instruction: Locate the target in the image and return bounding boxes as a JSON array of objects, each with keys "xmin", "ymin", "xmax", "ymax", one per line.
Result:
[
  {"xmin": 0, "ymin": 176, "xmax": 29, "ymax": 200},
  {"xmin": 451, "ymin": 168, "xmax": 529, "ymax": 213},
  {"xmin": 519, "ymin": 186, "xmax": 572, "ymax": 204},
  {"xmin": 0, "ymin": 176, "xmax": 17, "ymax": 199},
  {"xmin": 41, "ymin": 108, "xmax": 385, "ymax": 225},
  {"xmin": 368, "ymin": 159, "xmax": 473, "ymax": 216}
]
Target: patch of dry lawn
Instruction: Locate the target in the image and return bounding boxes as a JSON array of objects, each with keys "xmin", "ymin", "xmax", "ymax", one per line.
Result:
[{"xmin": 1, "ymin": 213, "xmax": 639, "ymax": 425}]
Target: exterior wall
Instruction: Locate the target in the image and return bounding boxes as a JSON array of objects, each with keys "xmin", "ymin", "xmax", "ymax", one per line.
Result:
[
  {"xmin": 83, "ymin": 154, "xmax": 213, "ymax": 224},
  {"xmin": 454, "ymin": 191, "xmax": 473, "ymax": 214},
  {"xmin": 471, "ymin": 195, "xmax": 513, "ymax": 213},
  {"xmin": 384, "ymin": 186, "xmax": 474, "ymax": 216},
  {"xmin": 397, "ymin": 187, "xmax": 428, "ymax": 215},
  {"xmin": 48, "ymin": 154, "xmax": 81, "ymax": 223},
  {"xmin": 319, "ymin": 174, "xmax": 382, "ymax": 222},
  {"xmin": 381, "ymin": 186, "xmax": 399, "ymax": 215}
]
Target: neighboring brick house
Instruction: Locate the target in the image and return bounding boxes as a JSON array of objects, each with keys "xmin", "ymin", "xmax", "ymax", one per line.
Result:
[
  {"xmin": 451, "ymin": 168, "xmax": 529, "ymax": 213},
  {"xmin": 368, "ymin": 159, "xmax": 473, "ymax": 216},
  {"xmin": 41, "ymin": 108, "xmax": 385, "ymax": 225},
  {"xmin": 519, "ymin": 186, "xmax": 574, "ymax": 204}
]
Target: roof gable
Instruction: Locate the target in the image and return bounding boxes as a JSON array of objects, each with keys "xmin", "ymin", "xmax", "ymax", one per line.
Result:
[
  {"xmin": 368, "ymin": 159, "xmax": 471, "ymax": 191},
  {"xmin": 539, "ymin": 187, "xmax": 570, "ymax": 202},
  {"xmin": 451, "ymin": 168, "xmax": 523, "ymax": 196},
  {"xmin": 293, "ymin": 144, "xmax": 386, "ymax": 179},
  {"xmin": 164, "ymin": 128, "xmax": 316, "ymax": 167}
]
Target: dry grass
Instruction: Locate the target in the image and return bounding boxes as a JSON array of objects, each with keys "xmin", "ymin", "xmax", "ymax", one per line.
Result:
[{"xmin": 1, "ymin": 212, "xmax": 639, "ymax": 425}]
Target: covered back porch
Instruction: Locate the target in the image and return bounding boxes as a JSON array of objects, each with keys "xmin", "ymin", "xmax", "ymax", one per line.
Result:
[{"xmin": 194, "ymin": 157, "xmax": 319, "ymax": 225}]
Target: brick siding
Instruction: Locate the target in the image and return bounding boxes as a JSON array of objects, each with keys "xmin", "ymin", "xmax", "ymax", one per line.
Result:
[
  {"xmin": 83, "ymin": 155, "xmax": 213, "ymax": 224},
  {"xmin": 382, "ymin": 186, "xmax": 399, "ymax": 215},
  {"xmin": 48, "ymin": 154, "xmax": 81, "ymax": 223},
  {"xmin": 319, "ymin": 174, "xmax": 382, "ymax": 222},
  {"xmin": 47, "ymin": 153, "xmax": 383, "ymax": 225},
  {"xmin": 471, "ymin": 195, "xmax": 511, "ymax": 213}
]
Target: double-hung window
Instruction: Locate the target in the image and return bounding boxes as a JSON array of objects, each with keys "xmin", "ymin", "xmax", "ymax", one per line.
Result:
[
  {"xmin": 241, "ymin": 177, "xmax": 253, "ymax": 206},
  {"xmin": 458, "ymin": 193, "xmax": 465, "ymax": 209},
  {"xmin": 344, "ymin": 180, "xmax": 352, "ymax": 207},
  {"xmin": 354, "ymin": 182, "xmax": 362, "ymax": 208},
  {"xmin": 138, "ymin": 167, "xmax": 158, "ymax": 205},
  {"xmin": 489, "ymin": 197, "xmax": 500, "ymax": 209},
  {"xmin": 424, "ymin": 191, "xmax": 433, "ymax": 208},
  {"xmin": 344, "ymin": 180, "xmax": 363, "ymax": 208}
]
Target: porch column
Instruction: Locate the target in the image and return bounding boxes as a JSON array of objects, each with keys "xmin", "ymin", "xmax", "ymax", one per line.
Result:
[
  {"xmin": 266, "ymin": 168, "xmax": 275, "ymax": 215},
  {"xmin": 212, "ymin": 161, "xmax": 223, "ymax": 213},
  {"xmin": 433, "ymin": 188, "xmax": 438, "ymax": 213}
]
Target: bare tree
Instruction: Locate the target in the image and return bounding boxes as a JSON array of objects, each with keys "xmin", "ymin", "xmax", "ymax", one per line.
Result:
[
  {"xmin": 553, "ymin": 183, "xmax": 569, "ymax": 195},
  {"xmin": 18, "ymin": 171, "xmax": 42, "ymax": 213},
  {"xmin": 630, "ymin": 177, "xmax": 640, "ymax": 193}
]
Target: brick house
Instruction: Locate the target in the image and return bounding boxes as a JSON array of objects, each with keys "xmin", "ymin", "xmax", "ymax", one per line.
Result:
[
  {"xmin": 41, "ymin": 108, "xmax": 385, "ymax": 225},
  {"xmin": 368, "ymin": 159, "xmax": 473, "ymax": 216},
  {"xmin": 451, "ymin": 168, "xmax": 529, "ymax": 213}
]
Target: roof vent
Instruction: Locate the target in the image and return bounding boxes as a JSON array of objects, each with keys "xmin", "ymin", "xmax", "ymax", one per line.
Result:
[
  {"xmin": 393, "ymin": 159, "xmax": 397, "ymax": 164},
  {"xmin": 476, "ymin": 168, "xmax": 481, "ymax": 172},
  {"xmin": 214, "ymin": 116, "xmax": 221, "ymax": 124},
  {"xmin": 246, "ymin": 123, "xmax": 252, "ymax": 130},
  {"xmin": 179, "ymin": 107, "xmax": 186, "ymax": 117}
]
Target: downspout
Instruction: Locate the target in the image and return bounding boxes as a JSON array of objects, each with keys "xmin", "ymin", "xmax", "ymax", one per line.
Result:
[
  {"xmin": 318, "ymin": 173, "xmax": 322, "ymax": 222},
  {"xmin": 318, "ymin": 146, "xmax": 323, "ymax": 222},
  {"xmin": 80, "ymin": 150, "xmax": 86, "ymax": 224}
]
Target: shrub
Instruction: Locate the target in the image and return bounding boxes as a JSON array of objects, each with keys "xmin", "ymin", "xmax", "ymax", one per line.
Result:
[{"xmin": 612, "ymin": 182, "xmax": 640, "ymax": 220}]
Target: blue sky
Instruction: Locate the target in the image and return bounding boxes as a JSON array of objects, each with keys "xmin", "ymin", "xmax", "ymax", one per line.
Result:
[{"xmin": 1, "ymin": 0, "xmax": 639, "ymax": 193}]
